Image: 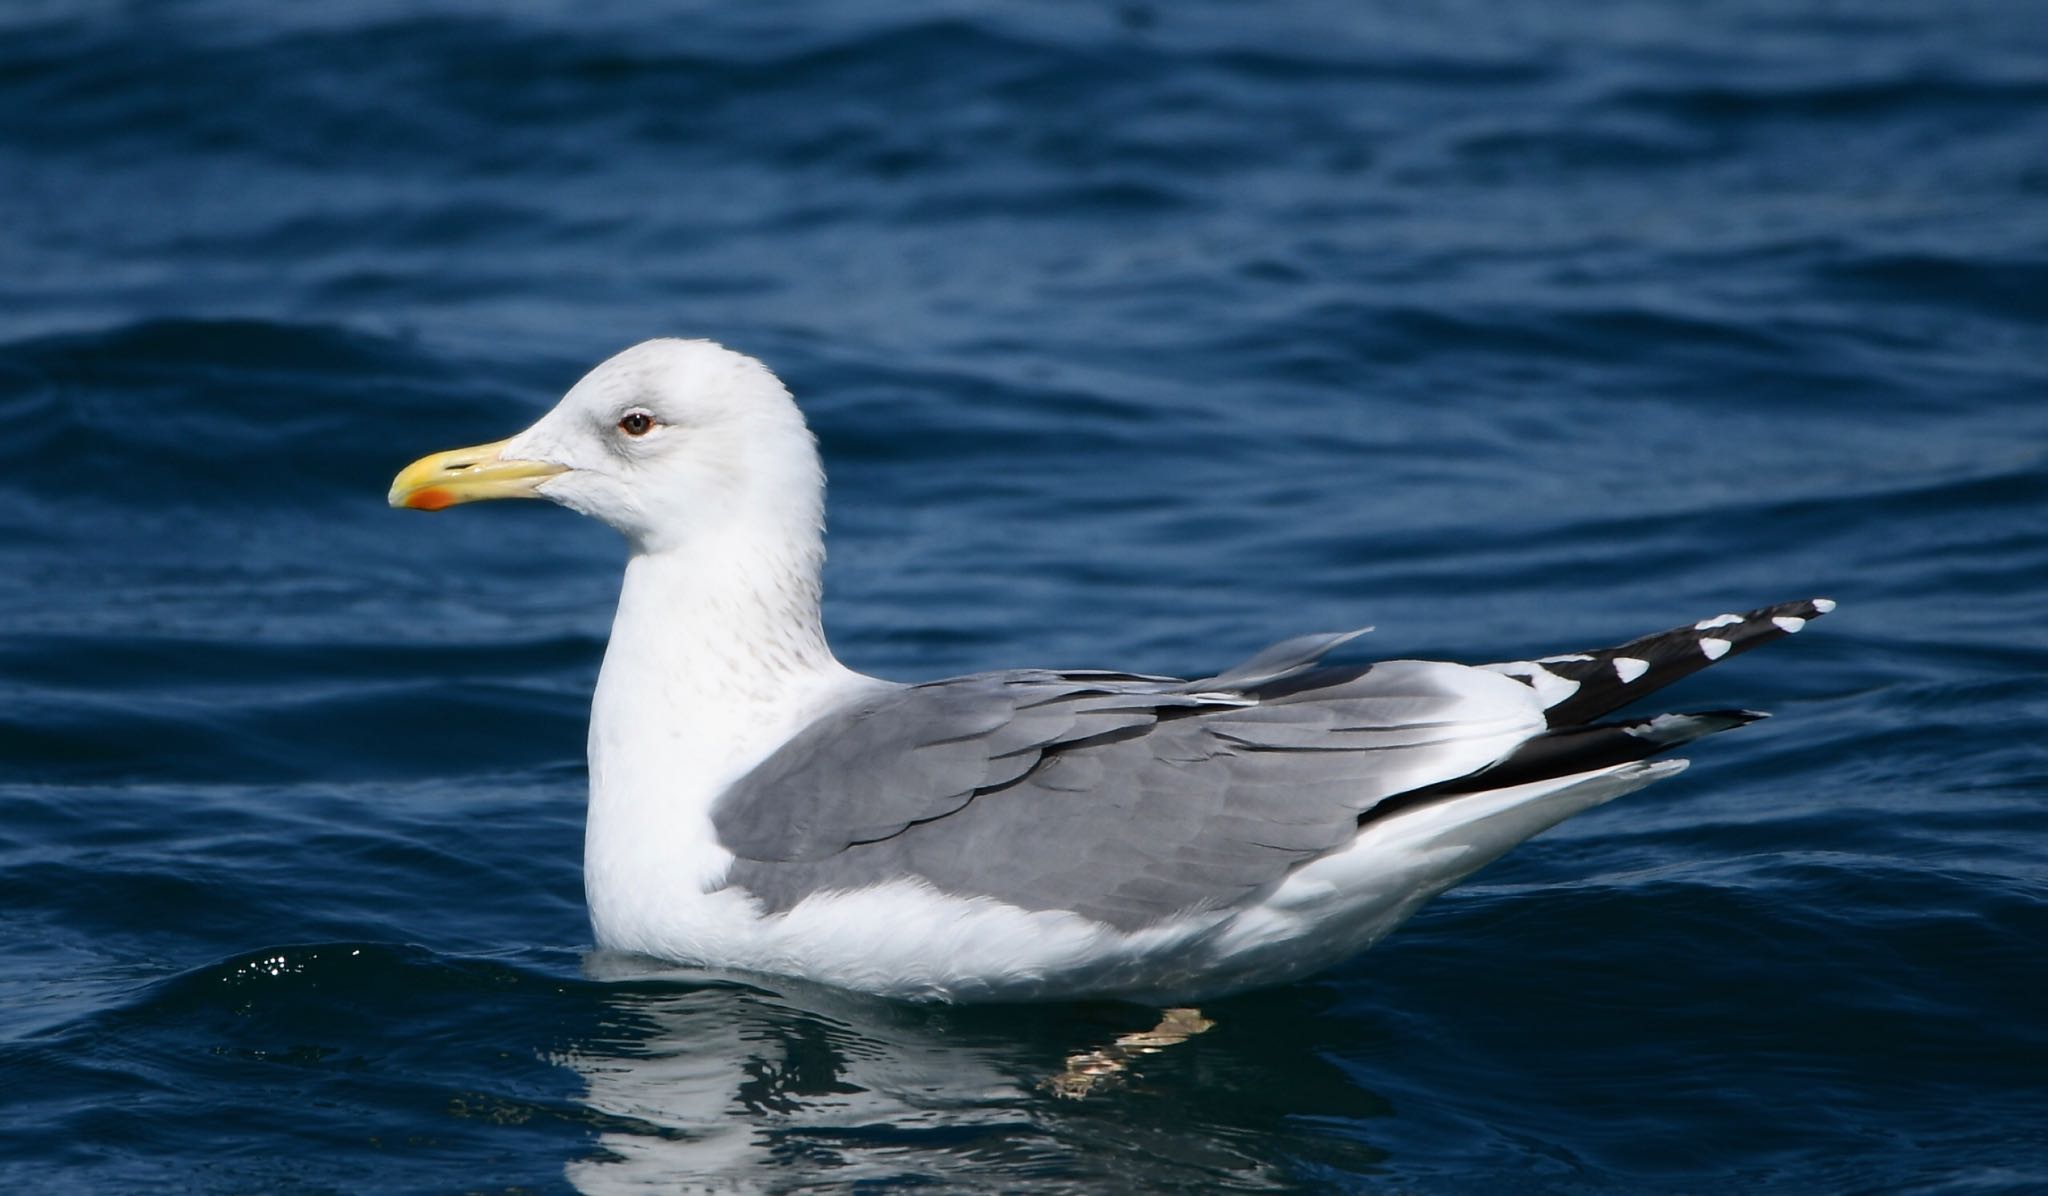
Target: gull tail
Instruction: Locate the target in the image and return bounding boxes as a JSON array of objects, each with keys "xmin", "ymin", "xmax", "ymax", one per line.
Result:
[{"xmin": 1364, "ymin": 597, "xmax": 1834, "ymax": 823}]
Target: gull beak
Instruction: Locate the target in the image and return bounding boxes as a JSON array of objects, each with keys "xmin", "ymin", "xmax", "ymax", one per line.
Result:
[{"xmin": 387, "ymin": 438, "xmax": 568, "ymax": 511}]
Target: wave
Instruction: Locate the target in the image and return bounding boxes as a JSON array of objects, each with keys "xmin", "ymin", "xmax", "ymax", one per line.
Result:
[{"xmin": 0, "ymin": 319, "xmax": 499, "ymax": 508}]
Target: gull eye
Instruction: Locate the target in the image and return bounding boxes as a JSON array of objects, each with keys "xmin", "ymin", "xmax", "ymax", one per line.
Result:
[{"xmin": 617, "ymin": 411, "xmax": 655, "ymax": 437}]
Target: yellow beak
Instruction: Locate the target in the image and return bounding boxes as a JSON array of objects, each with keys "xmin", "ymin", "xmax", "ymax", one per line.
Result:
[{"xmin": 387, "ymin": 438, "xmax": 568, "ymax": 511}]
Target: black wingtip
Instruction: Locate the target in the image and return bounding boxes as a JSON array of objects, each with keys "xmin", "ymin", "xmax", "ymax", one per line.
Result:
[
  {"xmin": 1488, "ymin": 597, "xmax": 1835, "ymax": 729},
  {"xmin": 1379, "ymin": 706, "xmax": 1767, "ymax": 807}
]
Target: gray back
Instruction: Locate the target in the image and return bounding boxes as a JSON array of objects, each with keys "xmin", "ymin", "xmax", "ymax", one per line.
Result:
[{"xmin": 712, "ymin": 633, "xmax": 1537, "ymax": 931}]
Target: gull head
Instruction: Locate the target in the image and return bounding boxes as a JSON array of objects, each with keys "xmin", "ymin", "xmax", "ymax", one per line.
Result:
[{"xmin": 388, "ymin": 339, "xmax": 822, "ymax": 555}]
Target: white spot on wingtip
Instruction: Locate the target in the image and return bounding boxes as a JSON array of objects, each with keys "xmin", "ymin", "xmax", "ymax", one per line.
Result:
[
  {"xmin": 1624, "ymin": 712, "xmax": 1699, "ymax": 741},
  {"xmin": 1613, "ymin": 656, "xmax": 1650, "ymax": 683},
  {"xmin": 1695, "ymin": 613, "xmax": 1743, "ymax": 630},
  {"xmin": 1479, "ymin": 661, "xmax": 1582, "ymax": 706},
  {"xmin": 1699, "ymin": 637, "xmax": 1732, "ymax": 660},
  {"xmin": 1772, "ymin": 616, "xmax": 1806, "ymax": 633},
  {"xmin": 1812, "ymin": 597, "xmax": 1837, "ymax": 613}
]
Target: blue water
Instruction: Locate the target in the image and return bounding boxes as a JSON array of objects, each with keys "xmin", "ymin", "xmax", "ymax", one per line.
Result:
[{"xmin": 4, "ymin": 1, "xmax": 2046, "ymax": 1190}]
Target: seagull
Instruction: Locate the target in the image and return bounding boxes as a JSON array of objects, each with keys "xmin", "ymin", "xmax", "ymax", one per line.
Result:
[{"xmin": 389, "ymin": 338, "xmax": 1832, "ymax": 1005}]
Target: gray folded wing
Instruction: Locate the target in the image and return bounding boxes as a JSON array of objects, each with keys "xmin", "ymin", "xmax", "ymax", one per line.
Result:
[{"xmin": 711, "ymin": 633, "xmax": 1544, "ymax": 932}]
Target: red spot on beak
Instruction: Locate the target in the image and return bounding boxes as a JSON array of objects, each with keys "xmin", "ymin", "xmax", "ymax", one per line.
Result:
[{"xmin": 408, "ymin": 487, "xmax": 456, "ymax": 511}]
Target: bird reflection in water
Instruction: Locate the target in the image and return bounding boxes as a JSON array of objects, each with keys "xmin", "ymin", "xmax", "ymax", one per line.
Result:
[{"xmin": 556, "ymin": 954, "xmax": 1391, "ymax": 1192}]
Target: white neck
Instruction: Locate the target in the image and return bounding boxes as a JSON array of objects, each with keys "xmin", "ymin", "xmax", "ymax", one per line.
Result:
[{"xmin": 581, "ymin": 528, "xmax": 872, "ymax": 951}]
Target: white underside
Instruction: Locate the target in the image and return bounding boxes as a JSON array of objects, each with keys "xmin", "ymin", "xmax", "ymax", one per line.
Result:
[{"xmin": 589, "ymin": 758, "xmax": 1684, "ymax": 1004}]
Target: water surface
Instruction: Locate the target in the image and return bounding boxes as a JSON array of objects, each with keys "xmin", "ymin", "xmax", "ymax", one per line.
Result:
[{"xmin": 3, "ymin": 1, "xmax": 2046, "ymax": 1191}]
